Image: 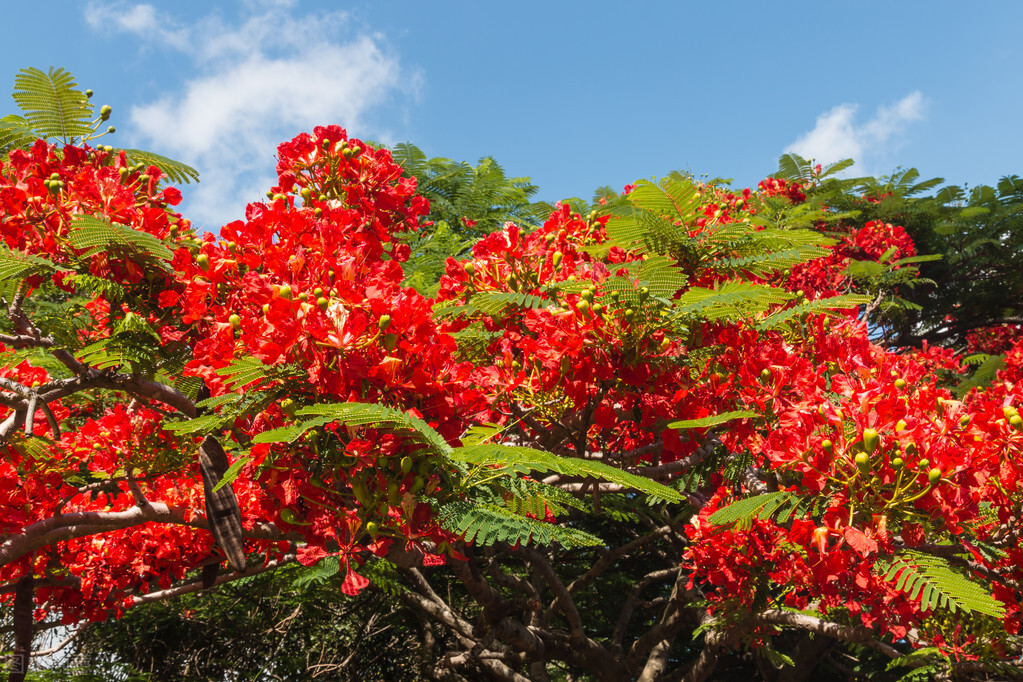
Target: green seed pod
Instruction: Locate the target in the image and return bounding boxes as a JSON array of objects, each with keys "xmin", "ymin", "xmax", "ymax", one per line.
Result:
[
  {"xmin": 854, "ymin": 452, "xmax": 870, "ymax": 475},
  {"xmin": 862, "ymin": 428, "xmax": 880, "ymax": 455},
  {"xmin": 382, "ymin": 333, "xmax": 398, "ymax": 351},
  {"xmin": 228, "ymin": 314, "xmax": 241, "ymax": 330},
  {"xmin": 196, "ymin": 254, "xmax": 209, "ymax": 270},
  {"xmin": 350, "ymin": 480, "xmax": 370, "ymax": 505},
  {"xmin": 551, "ymin": 251, "xmax": 563, "ymax": 269},
  {"xmin": 928, "ymin": 468, "xmax": 942, "ymax": 487},
  {"xmin": 400, "ymin": 456, "xmax": 413, "ymax": 475},
  {"xmin": 891, "ymin": 457, "xmax": 904, "ymax": 470},
  {"xmin": 100, "ymin": 105, "xmax": 112, "ymax": 121},
  {"xmin": 821, "ymin": 439, "xmax": 833, "ymax": 454},
  {"xmin": 280, "ymin": 508, "xmax": 304, "ymax": 525},
  {"xmin": 378, "ymin": 314, "xmax": 392, "ymax": 331},
  {"xmin": 894, "ymin": 378, "xmax": 907, "ymax": 390},
  {"xmin": 366, "ymin": 521, "xmax": 380, "ymax": 537},
  {"xmin": 281, "ymin": 398, "xmax": 297, "ymax": 418}
]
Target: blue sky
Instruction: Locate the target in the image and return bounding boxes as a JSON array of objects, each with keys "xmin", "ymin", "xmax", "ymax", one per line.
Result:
[{"xmin": 3, "ymin": 1, "xmax": 1021, "ymax": 230}]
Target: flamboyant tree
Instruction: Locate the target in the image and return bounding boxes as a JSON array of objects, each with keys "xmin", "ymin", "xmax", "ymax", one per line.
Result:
[{"xmin": 3, "ymin": 68, "xmax": 1023, "ymax": 682}]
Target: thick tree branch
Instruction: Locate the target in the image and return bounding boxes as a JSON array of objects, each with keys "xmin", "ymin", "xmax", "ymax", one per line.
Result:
[{"xmin": 0, "ymin": 503, "xmax": 291, "ymax": 568}]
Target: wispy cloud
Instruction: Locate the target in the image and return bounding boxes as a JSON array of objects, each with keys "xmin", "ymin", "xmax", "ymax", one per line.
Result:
[
  {"xmin": 785, "ymin": 92, "xmax": 926, "ymax": 175},
  {"xmin": 85, "ymin": 1, "xmax": 419, "ymax": 229}
]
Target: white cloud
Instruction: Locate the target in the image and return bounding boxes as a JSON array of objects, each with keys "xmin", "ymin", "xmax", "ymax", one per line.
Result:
[
  {"xmin": 785, "ymin": 91, "xmax": 926, "ymax": 175},
  {"xmin": 85, "ymin": 2, "xmax": 189, "ymax": 49},
  {"xmin": 85, "ymin": 2, "xmax": 418, "ymax": 229}
]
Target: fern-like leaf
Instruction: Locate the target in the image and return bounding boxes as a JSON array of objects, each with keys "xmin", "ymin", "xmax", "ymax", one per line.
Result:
[
  {"xmin": 292, "ymin": 555, "xmax": 340, "ymax": 588},
  {"xmin": 439, "ymin": 501, "xmax": 602, "ymax": 548},
  {"xmin": 450, "ymin": 443, "xmax": 683, "ymax": 502},
  {"xmin": 879, "ymin": 551, "xmax": 1005, "ymax": 618},
  {"xmin": 675, "ymin": 282, "xmax": 792, "ymax": 320},
  {"xmin": 435, "ymin": 291, "xmax": 552, "ymax": 318},
  {"xmin": 0, "ymin": 114, "xmax": 38, "ymax": 153},
  {"xmin": 214, "ymin": 356, "xmax": 303, "ymax": 391},
  {"xmin": 707, "ymin": 491, "xmax": 802, "ymax": 529},
  {"xmin": 252, "ymin": 403, "xmax": 453, "ymax": 457},
  {"xmin": 11, "ymin": 67, "xmax": 93, "ymax": 142},
  {"xmin": 69, "ymin": 215, "xmax": 174, "ymax": 264},
  {"xmin": 501, "ymin": 476, "xmax": 588, "ymax": 517},
  {"xmin": 120, "ymin": 148, "xmax": 200, "ymax": 184},
  {"xmin": 0, "ymin": 249, "xmax": 56, "ymax": 282},
  {"xmin": 668, "ymin": 410, "xmax": 757, "ymax": 430},
  {"xmin": 756, "ymin": 294, "xmax": 871, "ymax": 330},
  {"xmin": 712, "ymin": 245, "xmax": 832, "ymax": 276},
  {"xmin": 776, "ymin": 153, "xmax": 813, "ymax": 183}
]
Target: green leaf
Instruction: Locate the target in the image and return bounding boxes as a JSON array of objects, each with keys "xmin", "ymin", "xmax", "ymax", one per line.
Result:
[
  {"xmin": 776, "ymin": 153, "xmax": 813, "ymax": 182},
  {"xmin": 163, "ymin": 413, "xmax": 231, "ymax": 435},
  {"xmin": 450, "ymin": 443, "xmax": 683, "ymax": 503},
  {"xmin": 707, "ymin": 492, "xmax": 801, "ymax": 528},
  {"xmin": 292, "ymin": 555, "xmax": 339, "ymax": 588},
  {"xmin": 438, "ymin": 501, "xmax": 602, "ymax": 548},
  {"xmin": 756, "ymin": 294, "xmax": 871, "ymax": 331},
  {"xmin": 0, "ymin": 114, "xmax": 38, "ymax": 153},
  {"xmin": 12, "ymin": 66, "xmax": 93, "ymax": 142},
  {"xmin": 675, "ymin": 282, "xmax": 792, "ymax": 321},
  {"xmin": 892, "ymin": 254, "xmax": 942, "ymax": 266},
  {"xmin": 955, "ymin": 354, "xmax": 1007, "ymax": 398},
  {"xmin": 211, "ymin": 355, "xmax": 298, "ymax": 392},
  {"xmin": 0, "ymin": 249, "xmax": 56, "ymax": 282},
  {"xmin": 459, "ymin": 422, "xmax": 508, "ymax": 446},
  {"xmin": 878, "ymin": 551, "xmax": 1005, "ymax": 618},
  {"xmin": 292, "ymin": 402, "xmax": 452, "ymax": 457},
  {"xmin": 250, "ymin": 416, "xmax": 336, "ymax": 445},
  {"xmin": 211, "ymin": 454, "xmax": 252, "ymax": 493},
  {"xmin": 434, "ymin": 291, "xmax": 552, "ymax": 319},
  {"xmin": 69, "ymin": 215, "xmax": 174, "ymax": 263},
  {"xmin": 844, "ymin": 260, "xmax": 886, "ymax": 278},
  {"xmin": 120, "ymin": 148, "xmax": 200, "ymax": 184},
  {"xmin": 668, "ymin": 410, "xmax": 757, "ymax": 430}
]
